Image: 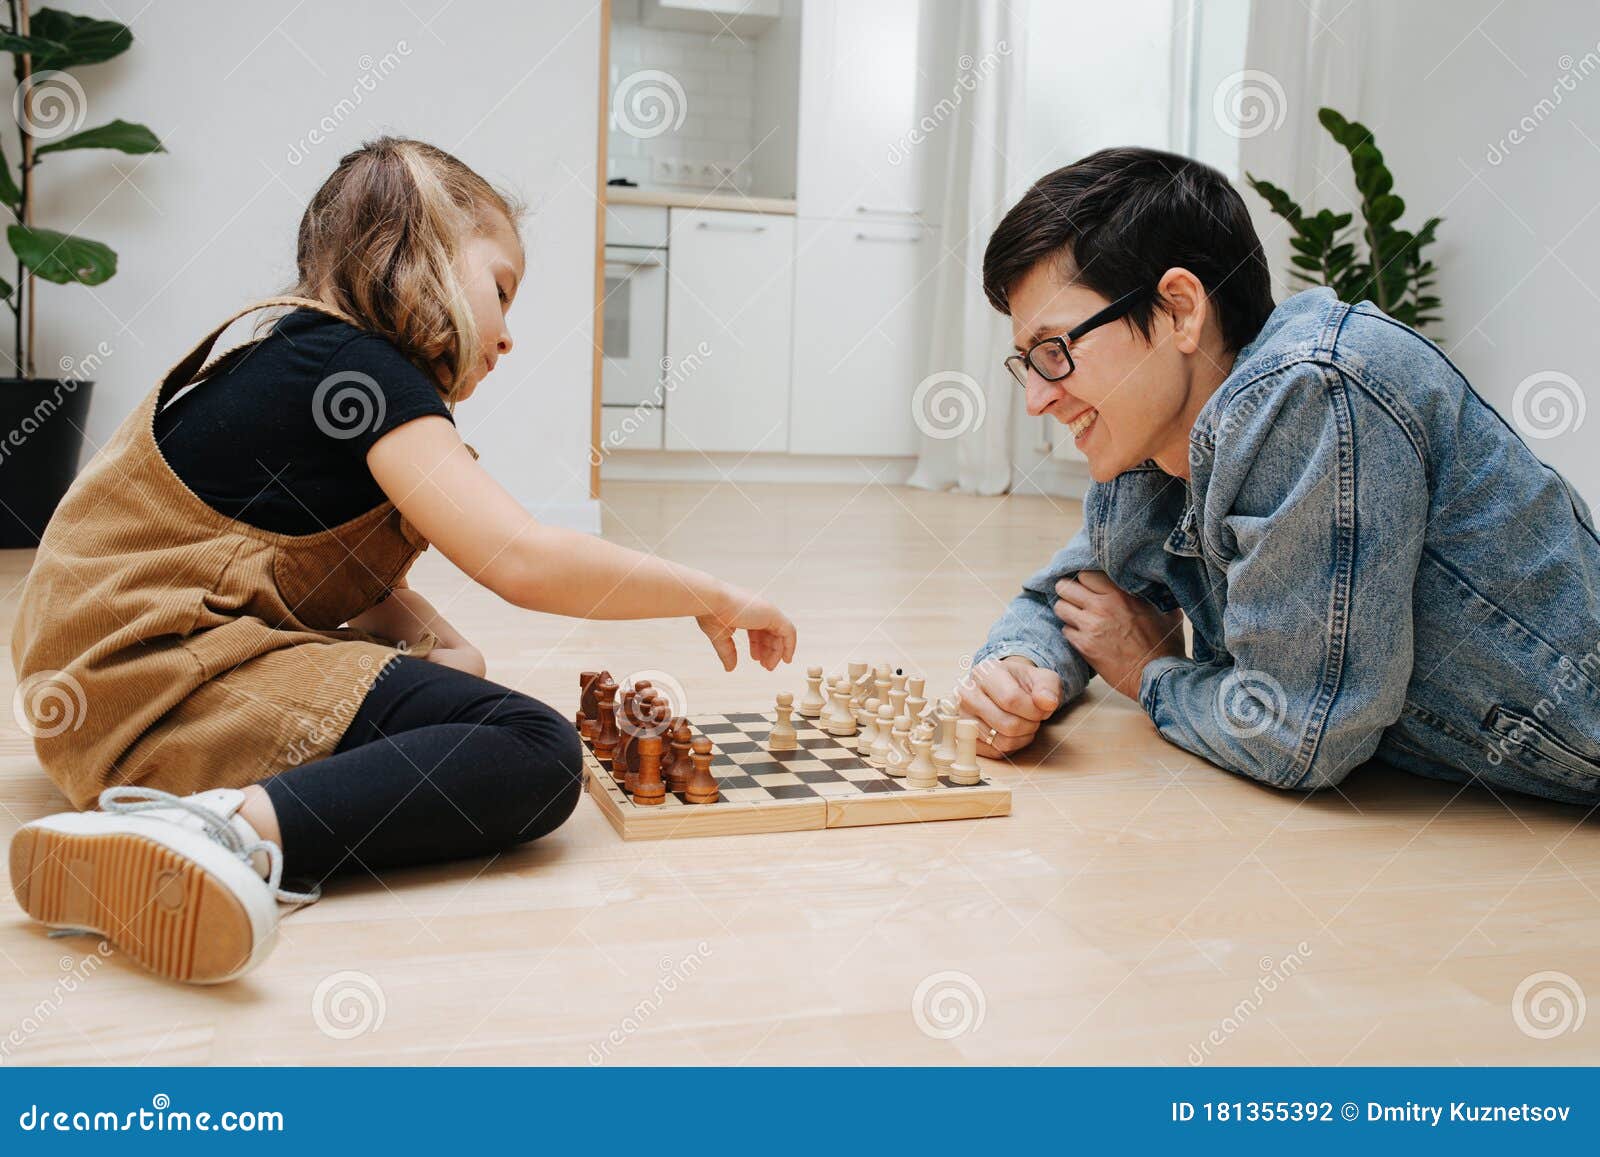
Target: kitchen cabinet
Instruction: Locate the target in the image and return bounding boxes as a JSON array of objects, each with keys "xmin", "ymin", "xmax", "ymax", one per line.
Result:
[
  {"xmin": 663, "ymin": 208, "xmax": 796, "ymax": 454},
  {"xmin": 788, "ymin": 217, "xmax": 929, "ymax": 456},
  {"xmin": 795, "ymin": 0, "xmax": 930, "ymax": 224}
]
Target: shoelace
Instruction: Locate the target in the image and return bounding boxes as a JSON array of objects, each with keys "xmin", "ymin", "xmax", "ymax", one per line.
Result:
[{"xmin": 99, "ymin": 786, "xmax": 322, "ymax": 906}]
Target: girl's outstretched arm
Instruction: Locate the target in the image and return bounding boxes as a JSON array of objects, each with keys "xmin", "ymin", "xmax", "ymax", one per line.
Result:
[{"xmin": 366, "ymin": 415, "xmax": 796, "ymax": 671}]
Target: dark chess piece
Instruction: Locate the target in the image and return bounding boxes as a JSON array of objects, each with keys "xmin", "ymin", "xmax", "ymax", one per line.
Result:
[
  {"xmin": 684, "ymin": 736, "xmax": 719, "ymax": 805},
  {"xmin": 633, "ymin": 735, "xmax": 666, "ymax": 806},
  {"xmin": 593, "ymin": 675, "xmax": 620, "ymax": 764}
]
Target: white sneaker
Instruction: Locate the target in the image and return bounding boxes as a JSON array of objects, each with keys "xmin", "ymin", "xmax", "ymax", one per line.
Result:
[{"xmin": 8, "ymin": 786, "xmax": 320, "ymax": 984}]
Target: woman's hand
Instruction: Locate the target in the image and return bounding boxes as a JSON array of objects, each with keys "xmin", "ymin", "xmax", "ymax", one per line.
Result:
[
  {"xmin": 696, "ymin": 583, "xmax": 797, "ymax": 672},
  {"xmin": 956, "ymin": 655, "xmax": 1063, "ymax": 758},
  {"xmin": 1053, "ymin": 570, "xmax": 1185, "ymax": 699}
]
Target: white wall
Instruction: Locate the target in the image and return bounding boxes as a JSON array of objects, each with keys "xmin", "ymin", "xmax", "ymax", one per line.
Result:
[
  {"xmin": 15, "ymin": 0, "xmax": 601, "ymax": 530},
  {"xmin": 1242, "ymin": 0, "xmax": 1599, "ymax": 508}
]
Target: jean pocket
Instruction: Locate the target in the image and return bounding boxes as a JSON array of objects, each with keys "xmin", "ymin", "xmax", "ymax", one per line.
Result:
[{"xmin": 1484, "ymin": 704, "xmax": 1600, "ymax": 791}]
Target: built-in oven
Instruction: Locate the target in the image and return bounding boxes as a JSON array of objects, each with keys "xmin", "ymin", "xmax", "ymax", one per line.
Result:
[{"xmin": 600, "ymin": 205, "xmax": 670, "ymax": 453}]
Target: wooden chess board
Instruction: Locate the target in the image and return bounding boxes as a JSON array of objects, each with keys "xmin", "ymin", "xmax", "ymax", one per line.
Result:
[{"xmin": 580, "ymin": 710, "xmax": 1011, "ymax": 841}]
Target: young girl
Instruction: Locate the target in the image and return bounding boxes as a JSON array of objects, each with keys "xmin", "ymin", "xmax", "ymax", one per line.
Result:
[{"xmin": 8, "ymin": 137, "xmax": 796, "ymax": 984}]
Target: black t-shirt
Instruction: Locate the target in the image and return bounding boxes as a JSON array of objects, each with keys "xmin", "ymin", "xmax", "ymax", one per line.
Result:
[{"xmin": 153, "ymin": 308, "xmax": 453, "ymax": 534}]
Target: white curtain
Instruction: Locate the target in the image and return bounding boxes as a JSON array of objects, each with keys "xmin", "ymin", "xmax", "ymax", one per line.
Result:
[
  {"xmin": 906, "ymin": 0, "xmax": 1028, "ymax": 496},
  {"xmin": 1236, "ymin": 0, "xmax": 1371, "ymax": 300}
]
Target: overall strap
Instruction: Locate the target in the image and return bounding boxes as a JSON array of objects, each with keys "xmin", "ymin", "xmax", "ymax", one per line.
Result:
[{"xmin": 154, "ymin": 295, "xmax": 361, "ymax": 407}]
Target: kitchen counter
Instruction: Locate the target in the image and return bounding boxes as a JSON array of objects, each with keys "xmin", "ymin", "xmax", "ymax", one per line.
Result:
[{"xmin": 605, "ymin": 185, "xmax": 796, "ymax": 215}]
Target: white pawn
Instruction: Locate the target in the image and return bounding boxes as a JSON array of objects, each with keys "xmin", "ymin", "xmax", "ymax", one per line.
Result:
[
  {"xmin": 906, "ymin": 727, "xmax": 938, "ymax": 790},
  {"xmin": 950, "ymin": 718, "xmax": 982, "ymax": 786},
  {"xmin": 769, "ymin": 691, "xmax": 798, "ymax": 752},
  {"xmin": 825, "ymin": 677, "xmax": 858, "ymax": 737},
  {"xmin": 799, "ymin": 665, "xmax": 825, "ymax": 718},
  {"xmin": 854, "ymin": 696, "xmax": 881, "ymax": 755},
  {"xmin": 932, "ymin": 697, "xmax": 958, "ymax": 774},
  {"xmin": 884, "ymin": 714, "xmax": 911, "ymax": 777},
  {"xmin": 870, "ymin": 703, "xmax": 895, "ymax": 769}
]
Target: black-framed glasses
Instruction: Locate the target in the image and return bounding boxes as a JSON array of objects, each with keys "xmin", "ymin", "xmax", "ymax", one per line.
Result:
[{"xmin": 1003, "ymin": 288, "xmax": 1147, "ymax": 388}]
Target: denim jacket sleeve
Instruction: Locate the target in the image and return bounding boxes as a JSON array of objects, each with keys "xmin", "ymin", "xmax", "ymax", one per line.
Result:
[
  {"xmin": 1138, "ymin": 364, "xmax": 1429, "ymax": 790},
  {"xmin": 972, "ymin": 525, "xmax": 1096, "ymax": 707}
]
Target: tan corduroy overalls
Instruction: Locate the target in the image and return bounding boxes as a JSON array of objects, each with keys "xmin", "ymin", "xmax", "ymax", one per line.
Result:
[{"xmin": 12, "ymin": 296, "xmax": 444, "ymax": 809}]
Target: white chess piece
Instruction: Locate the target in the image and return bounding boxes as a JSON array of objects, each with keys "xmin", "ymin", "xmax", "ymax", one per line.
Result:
[
  {"xmin": 769, "ymin": 691, "xmax": 798, "ymax": 751},
  {"xmin": 870, "ymin": 703, "xmax": 895, "ymax": 769},
  {"xmin": 950, "ymin": 718, "xmax": 982, "ymax": 786},
  {"xmin": 854, "ymin": 696, "xmax": 881, "ymax": 754},
  {"xmin": 906, "ymin": 727, "xmax": 938, "ymax": 790},
  {"xmin": 846, "ymin": 659, "xmax": 868, "ymax": 707},
  {"xmin": 873, "ymin": 665, "xmax": 892, "ymax": 708},
  {"xmin": 932, "ymin": 697, "xmax": 958, "ymax": 773},
  {"xmin": 799, "ymin": 665, "xmax": 825, "ymax": 718},
  {"xmin": 884, "ymin": 714, "xmax": 911, "ymax": 777},
  {"xmin": 825, "ymin": 677, "xmax": 858, "ymax": 737}
]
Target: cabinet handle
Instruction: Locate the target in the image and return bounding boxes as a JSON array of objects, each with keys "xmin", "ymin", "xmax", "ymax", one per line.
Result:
[
  {"xmin": 695, "ymin": 220, "xmax": 768, "ymax": 233},
  {"xmin": 854, "ymin": 232, "xmax": 921, "ymax": 244},
  {"xmin": 856, "ymin": 204, "xmax": 922, "ymax": 217}
]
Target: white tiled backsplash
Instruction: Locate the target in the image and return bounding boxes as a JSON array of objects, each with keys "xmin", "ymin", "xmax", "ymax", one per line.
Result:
[{"xmin": 608, "ymin": 23, "xmax": 756, "ymax": 191}]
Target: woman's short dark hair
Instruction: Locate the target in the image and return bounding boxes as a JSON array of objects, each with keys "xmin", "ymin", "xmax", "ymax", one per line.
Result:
[{"xmin": 982, "ymin": 147, "xmax": 1274, "ymax": 353}]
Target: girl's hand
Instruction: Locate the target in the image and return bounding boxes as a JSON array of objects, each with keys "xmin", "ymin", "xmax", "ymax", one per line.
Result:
[
  {"xmin": 1053, "ymin": 570, "xmax": 1185, "ymax": 699},
  {"xmin": 424, "ymin": 643, "xmax": 487, "ymax": 678},
  {"xmin": 696, "ymin": 583, "xmax": 797, "ymax": 672}
]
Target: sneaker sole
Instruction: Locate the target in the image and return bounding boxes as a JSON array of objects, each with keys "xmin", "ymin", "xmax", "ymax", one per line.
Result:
[{"xmin": 10, "ymin": 825, "xmax": 262, "ymax": 984}]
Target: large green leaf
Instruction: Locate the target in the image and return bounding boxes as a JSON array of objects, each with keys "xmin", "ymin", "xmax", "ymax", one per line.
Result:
[
  {"xmin": 35, "ymin": 118, "xmax": 164, "ymax": 158},
  {"xmin": 0, "ymin": 30, "xmax": 69, "ymax": 58},
  {"xmin": 0, "ymin": 141, "xmax": 20, "ymax": 211},
  {"xmin": 27, "ymin": 9, "xmax": 132, "ymax": 71},
  {"xmin": 7, "ymin": 225, "xmax": 116, "ymax": 284}
]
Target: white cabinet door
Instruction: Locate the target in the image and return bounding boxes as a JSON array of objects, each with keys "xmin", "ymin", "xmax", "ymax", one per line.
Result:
[
  {"xmin": 663, "ymin": 208, "xmax": 795, "ymax": 454},
  {"xmin": 795, "ymin": 0, "xmax": 928, "ymax": 223},
  {"xmin": 788, "ymin": 217, "xmax": 929, "ymax": 456}
]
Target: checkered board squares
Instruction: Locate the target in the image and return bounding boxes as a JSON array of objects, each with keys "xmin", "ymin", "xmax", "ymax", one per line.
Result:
[{"xmin": 580, "ymin": 711, "xmax": 1011, "ymax": 841}]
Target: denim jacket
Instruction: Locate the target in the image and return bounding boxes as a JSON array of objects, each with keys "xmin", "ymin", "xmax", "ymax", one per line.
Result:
[{"xmin": 975, "ymin": 287, "xmax": 1600, "ymax": 804}]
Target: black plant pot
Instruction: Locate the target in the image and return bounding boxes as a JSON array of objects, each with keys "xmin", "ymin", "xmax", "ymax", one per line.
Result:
[{"xmin": 0, "ymin": 377, "xmax": 94, "ymax": 548}]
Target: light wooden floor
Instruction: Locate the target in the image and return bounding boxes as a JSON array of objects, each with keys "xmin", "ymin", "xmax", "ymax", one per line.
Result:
[{"xmin": 1, "ymin": 480, "xmax": 1596, "ymax": 1065}]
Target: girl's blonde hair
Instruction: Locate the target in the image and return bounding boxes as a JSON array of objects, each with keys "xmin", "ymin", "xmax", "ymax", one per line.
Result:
[{"xmin": 274, "ymin": 136, "xmax": 525, "ymax": 402}]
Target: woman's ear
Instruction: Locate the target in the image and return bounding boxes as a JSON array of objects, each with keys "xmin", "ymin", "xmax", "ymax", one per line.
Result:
[{"xmin": 1156, "ymin": 266, "xmax": 1210, "ymax": 354}]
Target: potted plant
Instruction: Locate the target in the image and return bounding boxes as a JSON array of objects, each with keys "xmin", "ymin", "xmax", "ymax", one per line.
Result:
[
  {"xmin": 0, "ymin": 2, "xmax": 163, "ymax": 545},
  {"xmin": 1247, "ymin": 108, "xmax": 1442, "ymax": 336}
]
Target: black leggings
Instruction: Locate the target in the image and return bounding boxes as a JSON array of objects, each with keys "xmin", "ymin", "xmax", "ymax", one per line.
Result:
[{"xmin": 260, "ymin": 656, "xmax": 583, "ymax": 887}]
